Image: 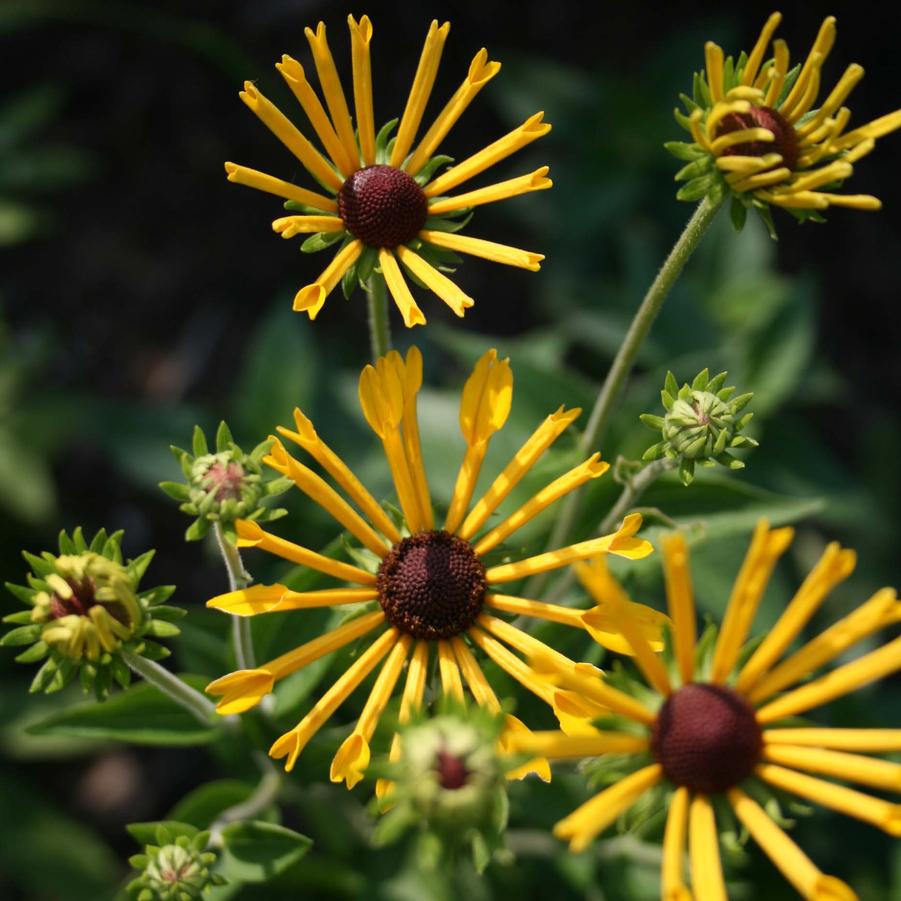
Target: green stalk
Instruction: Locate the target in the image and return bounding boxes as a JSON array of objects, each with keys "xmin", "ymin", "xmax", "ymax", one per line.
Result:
[
  {"xmin": 209, "ymin": 756, "xmax": 283, "ymax": 845},
  {"xmin": 366, "ymin": 271, "xmax": 392, "ymax": 362},
  {"xmin": 213, "ymin": 522, "xmax": 255, "ymax": 671},
  {"xmin": 121, "ymin": 649, "xmax": 217, "ymax": 725}
]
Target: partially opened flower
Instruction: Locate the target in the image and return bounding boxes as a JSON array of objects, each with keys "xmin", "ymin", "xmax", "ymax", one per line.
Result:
[
  {"xmin": 670, "ymin": 11, "xmax": 901, "ymax": 231},
  {"xmin": 205, "ymin": 348, "xmax": 656, "ymax": 788},
  {"xmin": 510, "ymin": 523, "xmax": 901, "ymax": 899},
  {"xmin": 227, "ymin": 16, "xmax": 550, "ymax": 327}
]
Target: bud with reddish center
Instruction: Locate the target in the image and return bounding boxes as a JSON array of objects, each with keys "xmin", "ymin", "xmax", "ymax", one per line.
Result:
[{"xmin": 715, "ymin": 105, "xmax": 800, "ymax": 170}]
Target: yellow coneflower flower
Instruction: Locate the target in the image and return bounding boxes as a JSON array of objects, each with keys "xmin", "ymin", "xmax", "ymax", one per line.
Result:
[
  {"xmin": 226, "ymin": 16, "xmax": 550, "ymax": 327},
  {"xmin": 205, "ymin": 348, "xmax": 657, "ymax": 790},
  {"xmin": 510, "ymin": 523, "xmax": 901, "ymax": 899},
  {"xmin": 671, "ymin": 11, "xmax": 901, "ymax": 227}
]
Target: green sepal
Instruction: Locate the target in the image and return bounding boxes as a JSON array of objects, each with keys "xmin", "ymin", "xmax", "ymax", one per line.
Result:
[
  {"xmin": 3, "ymin": 605, "xmax": 36, "ymax": 622},
  {"xmin": 664, "ymin": 140, "xmax": 704, "ymax": 161},
  {"xmin": 184, "ymin": 517, "xmax": 212, "ymax": 542},
  {"xmin": 414, "ymin": 154, "xmax": 454, "ymax": 186},
  {"xmin": 300, "ymin": 229, "xmax": 345, "ymax": 253},
  {"xmin": 0, "ymin": 624, "xmax": 42, "ymax": 646},
  {"xmin": 730, "ymin": 196, "xmax": 748, "ymax": 231},
  {"xmin": 159, "ymin": 480, "xmax": 191, "ymax": 501},
  {"xmin": 423, "ymin": 211, "xmax": 473, "ymax": 234},
  {"xmin": 16, "ymin": 641, "xmax": 49, "ymax": 663}
]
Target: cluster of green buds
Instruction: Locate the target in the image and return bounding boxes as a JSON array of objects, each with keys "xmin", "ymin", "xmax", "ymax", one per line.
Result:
[
  {"xmin": 641, "ymin": 369, "xmax": 756, "ymax": 485},
  {"xmin": 160, "ymin": 422, "xmax": 290, "ymax": 541},
  {"xmin": 127, "ymin": 825, "xmax": 226, "ymax": 901},
  {"xmin": 2, "ymin": 528, "xmax": 181, "ymax": 698}
]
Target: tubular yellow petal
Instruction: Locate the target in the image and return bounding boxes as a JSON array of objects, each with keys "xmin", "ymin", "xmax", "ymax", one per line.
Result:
[
  {"xmin": 478, "ymin": 613, "xmax": 581, "ymax": 677},
  {"xmin": 275, "ymin": 55, "xmax": 356, "ymax": 177},
  {"xmin": 293, "ymin": 239, "xmax": 364, "ymax": 318},
  {"xmin": 485, "ymin": 593, "xmax": 585, "ymax": 629},
  {"xmin": 662, "ymin": 786, "xmax": 691, "ymax": 901},
  {"xmin": 710, "ymin": 127, "xmax": 775, "ymax": 155},
  {"xmin": 486, "ymin": 512, "xmax": 653, "ymax": 582},
  {"xmin": 554, "ymin": 764, "xmax": 662, "ymax": 852},
  {"xmin": 710, "ymin": 521, "xmax": 794, "ymax": 684},
  {"xmin": 580, "ymin": 597, "xmax": 671, "ymax": 656},
  {"xmin": 467, "ymin": 627, "xmax": 556, "ymax": 706},
  {"xmin": 420, "ymin": 229, "xmax": 543, "ymax": 271},
  {"xmin": 688, "ymin": 109, "xmax": 712, "ymax": 152},
  {"xmin": 330, "ymin": 732, "xmax": 371, "ymax": 790},
  {"xmin": 841, "ymin": 138, "xmax": 876, "ymax": 163},
  {"xmin": 90, "ymin": 607, "xmax": 118, "ymax": 653},
  {"xmin": 783, "ymin": 53, "xmax": 824, "ymax": 123},
  {"xmin": 304, "ymin": 23, "xmax": 360, "ymax": 170},
  {"xmin": 459, "ymin": 348, "xmax": 514, "ymax": 446},
  {"xmin": 348, "ymin": 15, "xmax": 376, "ymax": 166},
  {"xmin": 746, "ymin": 588, "xmax": 898, "ymax": 704},
  {"xmin": 763, "ymin": 744, "xmax": 901, "ymax": 793},
  {"xmin": 764, "ymin": 728, "xmax": 901, "ymax": 753},
  {"xmin": 272, "ymin": 215, "xmax": 345, "ymax": 238},
  {"xmin": 704, "ymin": 41, "xmax": 725, "ymax": 103},
  {"xmin": 764, "ymin": 39, "xmax": 790, "ymax": 107},
  {"xmin": 689, "ymin": 794, "xmax": 727, "ymax": 901},
  {"xmin": 224, "ymin": 162, "xmax": 337, "ymax": 212},
  {"xmin": 831, "ymin": 109, "xmax": 901, "ymax": 151},
  {"xmin": 270, "ymin": 628, "xmax": 397, "ymax": 772},
  {"xmin": 741, "ymin": 12, "xmax": 783, "ymax": 87},
  {"xmin": 452, "ymin": 636, "xmax": 500, "ymax": 711},
  {"xmin": 277, "ymin": 407, "xmax": 401, "ymax": 543},
  {"xmin": 238, "ymin": 81, "xmax": 342, "ymax": 192},
  {"xmin": 265, "ymin": 439, "xmax": 390, "ymax": 557},
  {"xmin": 732, "ymin": 168, "xmax": 793, "ymax": 192},
  {"xmin": 398, "ymin": 346, "xmax": 434, "ymax": 530},
  {"xmin": 424, "ymin": 112, "xmax": 552, "ymax": 197},
  {"xmin": 427, "ymin": 167, "xmax": 552, "ymax": 215},
  {"xmin": 780, "ymin": 161, "xmax": 854, "ymax": 194},
  {"xmin": 706, "ymin": 99, "xmax": 752, "ymax": 137},
  {"xmin": 378, "ymin": 249, "xmax": 426, "ymax": 328},
  {"xmin": 459, "ymin": 405, "xmax": 578, "ymax": 541},
  {"xmin": 499, "ymin": 714, "xmax": 552, "ymax": 782},
  {"xmin": 815, "ymin": 193, "xmax": 882, "ymax": 211},
  {"xmin": 725, "ymin": 86, "xmax": 765, "ymax": 103},
  {"xmin": 395, "ymin": 244, "xmax": 474, "ymax": 317},
  {"xmin": 547, "ymin": 690, "xmax": 604, "ymax": 737},
  {"xmin": 756, "ymin": 634, "xmax": 901, "ymax": 724},
  {"xmin": 780, "ymin": 17, "xmax": 836, "ymax": 116},
  {"xmin": 400, "ymin": 640, "xmax": 430, "ymax": 721},
  {"xmin": 234, "ymin": 519, "xmax": 376, "ymax": 585},
  {"xmin": 715, "ymin": 152, "xmax": 782, "ymax": 174},
  {"xmin": 206, "ymin": 583, "xmax": 377, "ymax": 616},
  {"xmin": 206, "ymin": 668, "xmax": 275, "ymax": 715},
  {"xmin": 798, "ymin": 64, "xmax": 865, "ymax": 137},
  {"xmin": 390, "ymin": 20, "xmax": 451, "ymax": 168},
  {"xmin": 375, "ymin": 733, "xmax": 403, "ymax": 801},
  {"xmin": 445, "ymin": 443, "xmax": 488, "ymax": 536},
  {"xmin": 405, "ymin": 47, "xmax": 501, "ymax": 176},
  {"xmin": 504, "ymin": 729, "xmax": 649, "ymax": 759},
  {"xmin": 660, "ymin": 533, "xmax": 696, "ymax": 685},
  {"xmin": 474, "ymin": 454, "xmax": 609, "ymax": 556},
  {"xmin": 728, "ymin": 787, "xmax": 856, "ymax": 901},
  {"xmin": 438, "ymin": 639, "xmax": 465, "ymax": 702},
  {"xmin": 736, "ymin": 542, "xmax": 858, "ymax": 696},
  {"xmin": 757, "ymin": 763, "xmax": 901, "ymax": 836},
  {"xmin": 755, "ymin": 189, "xmax": 830, "ymax": 209}
]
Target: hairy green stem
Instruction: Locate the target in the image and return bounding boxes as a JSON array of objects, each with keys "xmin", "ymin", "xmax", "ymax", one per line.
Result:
[
  {"xmin": 366, "ymin": 272, "xmax": 392, "ymax": 362},
  {"xmin": 213, "ymin": 522, "xmax": 255, "ymax": 671},
  {"xmin": 121, "ymin": 649, "xmax": 217, "ymax": 725},
  {"xmin": 209, "ymin": 756, "xmax": 283, "ymax": 845}
]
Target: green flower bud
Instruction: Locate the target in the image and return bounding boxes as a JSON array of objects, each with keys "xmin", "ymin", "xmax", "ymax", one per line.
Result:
[
  {"xmin": 641, "ymin": 369, "xmax": 757, "ymax": 485},
  {"xmin": 127, "ymin": 827, "xmax": 226, "ymax": 901},
  {"xmin": 2, "ymin": 528, "xmax": 182, "ymax": 698}
]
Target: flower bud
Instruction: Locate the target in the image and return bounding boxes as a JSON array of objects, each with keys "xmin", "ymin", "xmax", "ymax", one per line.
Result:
[{"xmin": 127, "ymin": 826, "xmax": 226, "ymax": 900}]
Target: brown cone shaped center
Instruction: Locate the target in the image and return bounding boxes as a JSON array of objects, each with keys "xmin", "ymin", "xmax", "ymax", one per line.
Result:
[{"xmin": 715, "ymin": 105, "xmax": 800, "ymax": 170}]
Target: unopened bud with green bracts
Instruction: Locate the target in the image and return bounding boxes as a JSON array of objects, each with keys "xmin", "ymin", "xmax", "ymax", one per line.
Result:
[
  {"xmin": 641, "ymin": 369, "xmax": 757, "ymax": 485},
  {"xmin": 160, "ymin": 422, "xmax": 290, "ymax": 542},
  {"xmin": 2, "ymin": 528, "xmax": 182, "ymax": 699},
  {"xmin": 127, "ymin": 824, "xmax": 226, "ymax": 901}
]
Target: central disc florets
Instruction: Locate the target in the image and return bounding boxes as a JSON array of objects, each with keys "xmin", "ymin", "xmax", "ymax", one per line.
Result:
[
  {"xmin": 338, "ymin": 165, "xmax": 428, "ymax": 248},
  {"xmin": 651, "ymin": 683, "xmax": 762, "ymax": 794},
  {"xmin": 377, "ymin": 531, "xmax": 486, "ymax": 640},
  {"xmin": 49, "ymin": 578, "xmax": 95, "ymax": 620},
  {"xmin": 716, "ymin": 105, "xmax": 800, "ymax": 171}
]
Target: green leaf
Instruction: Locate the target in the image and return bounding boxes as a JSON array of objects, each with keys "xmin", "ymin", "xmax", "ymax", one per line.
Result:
[
  {"xmin": 26, "ymin": 677, "xmax": 218, "ymax": 745},
  {"xmin": 126, "ymin": 820, "xmax": 199, "ymax": 845},
  {"xmin": 168, "ymin": 780, "xmax": 260, "ymax": 829},
  {"xmin": 219, "ymin": 821, "xmax": 312, "ymax": 883}
]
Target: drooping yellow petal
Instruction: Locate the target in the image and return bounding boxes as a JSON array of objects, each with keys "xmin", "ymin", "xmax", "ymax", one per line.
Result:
[
  {"xmin": 715, "ymin": 152, "xmax": 782, "ymax": 174},
  {"xmin": 689, "ymin": 794, "xmax": 727, "ymax": 901},
  {"xmin": 347, "ymin": 15, "xmax": 376, "ymax": 166},
  {"xmin": 478, "ymin": 613, "xmax": 590, "ymax": 678},
  {"xmin": 378, "ymin": 249, "xmax": 426, "ymax": 328},
  {"xmin": 272, "ymin": 215, "xmax": 345, "ymax": 238},
  {"xmin": 740, "ymin": 12, "xmax": 783, "ymax": 87},
  {"xmin": 485, "ymin": 512, "xmax": 653, "ymax": 582},
  {"xmin": 779, "ymin": 17, "xmax": 836, "ymax": 117},
  {"xmin": 293, "ymin": 239, "xmax": 364, "ymax": 318},
  {"xmin": 762, "ymin": 744, "xmax": 901, "ymax": 793},
  {"xmin": 779, "ymin": 160, "xmax": 854, "ymax": 194},
  {"xmin": 730, "ymin": 167, "xmax": 793, "ymax": 192},
  {"xmin": 755, "ymin": 189, "xmax": 830, "ymax": 209},
  {"xmin": 554, "ymin": 764, "xmax": 662, "ymax": 852},
  {"xmin": 812, "ymin": 193, "xmax": 883, "ymax": 211},
  {"xmin": 234, "ymin": 519, "xmax": 375, "ymax": 585},
  {"xmin": 224, "ymin": 162, "xmax": 338, "ymax": 212},
  {"xmin": 662, "ymin": 786, "xmax": 691, "ymax": 901},
  {"xmin": 485, "ymin": 593, "xmax": 584, "ymax": 629},
  {"xmin": 473, "ymin": 454, "xmax": 609, "ymax": 556},
  {"xmin": 580, "ymin": 597, "xmax": 671, "ymax": 656},
  {"xmin": 427, "ymin": 167, "xmax": 552, "ymax": 215},
  {"xmin": 270, "ymin": 628, "xmax": 397, "ymax": 772},
  {"xmin": 728, "ymin": 787, "xmax": 856, "ymax": 901},
  {"xmin": 405, "ymin": 48, "xmax": 501, "ymax": 177},
  {"xmin": 763, "ymin": 728, "xmax": 901, "ymax": 753},
  {"xmin": 783, "ymin": 52, "xmax": 825, "ymax": 123},
  {"xmin": 467, "ymin": 627, "xmax": 556, "ymax": 706},
  {"xmin": 710, "ymin": 521, "xmax": 794, "ymax": 684},
  {"xmin": 552, "ymin": 690, "xmax": 607, "ymax": 737},
  {"xmin": 206, "ymin": 668, "xmax": 275, "ymax": 715},
  {"xmin": 390, "ymin": 20, "xmax": 451, "ymax": 168},
  {"xmin": 419, "ymin": 229, "xmax": 543, "ymax": 272},
  {"xmin": 659, "ymin": 533, "xmax": 696, "ymax": 685},
  {"xmin": 395, "ymin": 245, "xmax": 474, "ymax": 317},
  {"xmin": 398, "ymin": 346, "xmax": 433, "ymax": 530},
  {"xmin": 756, "ymin": 762, "xmax": 901, "ymax": 836},
  {"xmin": 710, "ymin": 127, "xmax": 775, "ymax": 156},
  {"xmin": 238, "ymin": 82, "xmax": 342, "ymax": 192},
  {"xmin": 424, "ymin": 112, "xmax": 552, "ymax": 197},
  {"xmin": 207, "ymin": 583, "xmax": 377, "ymax": 616},
  {"xmin": 756, "ymin": 634, "xmax": 901, "ymax": 724},
  {"xmin": 797, "ymin": 63, "xmax": 864, "ymax": 137},
  {"xmin": 831, "ymin": 109, "xmax": 901, "ymax": 152},
  {"xmin": 452, "ymin": 636, "xmax": 500, "ymax": 711},
  {"xmin": 498, "ymin": 715, "xmax": 552, "ymax": 782},
  {"xmin": 503, "ymin": 729, "xmax": 649, "ymax": 759}
]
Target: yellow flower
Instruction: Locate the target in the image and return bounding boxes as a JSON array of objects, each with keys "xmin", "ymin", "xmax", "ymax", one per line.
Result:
[
  {"xmin": 205, "ymin": 348, "xmax": 656, "ymax": 789},
  {"xmin": 509, "ymin": 523, "xmax": 901, "ymax": 899},
  {"xmin": 672, "ymin": 12, "xmax": 901, "ymax": 223},
  {"xmin": 226, "ymin": 16, "xmax": 550, "ymax": 327}
]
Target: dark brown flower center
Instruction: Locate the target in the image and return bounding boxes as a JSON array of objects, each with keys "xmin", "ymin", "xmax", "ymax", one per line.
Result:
[
  {"xmin": 651, "ymin": 683, "xmax": 762, "ymax": 794},
  {"xmin": 376, "ymin": 530, "xmax": 486, "ymax": 640},
  {"xmin": 338, "ymin": 165, "xmax": 428, "ymax": 249},
  {"xmin": 715, "ymin": 105, "xmax": 800, "ymax": 170},
  {"xmin": 49, "ymin": 578, "xmax": 95, "ymax": 619},
  {"xmin": 436, "ymin": 749, "xmax": 470, "ymax": 790}
]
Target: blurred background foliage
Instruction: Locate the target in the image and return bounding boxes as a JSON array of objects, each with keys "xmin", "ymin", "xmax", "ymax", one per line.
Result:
[{"xmin": 1, "ymin": 1, "xmax": 899, "ymax": 898}]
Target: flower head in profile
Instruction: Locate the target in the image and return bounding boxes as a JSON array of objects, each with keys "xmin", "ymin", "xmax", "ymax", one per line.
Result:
[
  {"xmin": 511, "ymin": 522, "xmax": 901, "ymax": 899},
  {"xmin": 205, "ymin": 348, "xmax": 656, "ymax": 787},
  {"xmin": 669, "ymin": 12, "xmax": 901, "ymax": 233},
  {"xmin": 227, "ymin": 16, "xmax": 550, "ymax": 327}
]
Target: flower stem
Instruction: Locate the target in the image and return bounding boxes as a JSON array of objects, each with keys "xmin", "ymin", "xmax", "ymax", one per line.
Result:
[
  {"xmin": 366, "ymin": 271, "xmax": 392, "ymax": 362},
  {"xmin": 213, "ymin": 522, "xmax": 256, "ymax": 671},
  {"xmin": 540, "ymin": 196, "xmax": 723, "ymax": 566},
  {"xmin": 209, "ymin": 756, "xmax": 283, "ymax": 845},
  {"xmin": 121, "ymin": 649, "xmax": 217, "ymax": 725}
]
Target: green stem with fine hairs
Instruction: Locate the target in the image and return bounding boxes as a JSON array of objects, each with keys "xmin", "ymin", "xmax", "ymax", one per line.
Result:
[
  {"xmin": 213, "ymin": 522, "xmax": 255, "ymax": 671},
  {"xmin": 366, "ymin": 271, "xmax": 392, "ymax": 362},
  {"xmin": 121, "ymin": 649, "xmax": 217, "ymax": 725}
]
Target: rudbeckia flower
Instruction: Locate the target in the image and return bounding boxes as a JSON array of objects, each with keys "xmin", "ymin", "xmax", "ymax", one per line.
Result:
[
  {"xmin": 510, "ymin": 523, "xmax": 901, "ymax": 899},
  {"xmin": 670, "ymin": 12, "xmax": 901, "ymax": 230},
  {"xmin": 226, "ymin": 16, "xmax": 550, "ymax": 326},
  {"xmin": 205, "ymin": 348, "xmax": 656, "ymax": 788}
]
